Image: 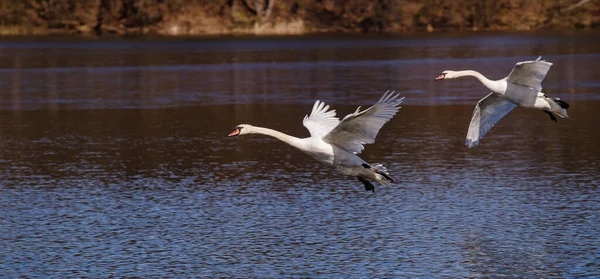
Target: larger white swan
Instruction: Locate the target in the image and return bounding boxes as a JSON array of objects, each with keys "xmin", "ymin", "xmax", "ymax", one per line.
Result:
[
  {"xmin": 435, "ymin": 56, "xmax": 569, "ymax": 148},
  {"xmin": 228, "ymin": 91, "xmax": 404, "ymax": 192}
]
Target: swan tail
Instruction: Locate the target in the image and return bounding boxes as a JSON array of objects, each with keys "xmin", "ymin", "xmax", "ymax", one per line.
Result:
[
  {"xmin": 362, "ymin": 163, "xmax": 394, "ymax": 185},
  {"xmin": 546, "ymin": 97, "xmax": 569, "ymax": 119},
  {"xmin": 543, "ymin": 94, "xmax": 569, "ymax": 120}
]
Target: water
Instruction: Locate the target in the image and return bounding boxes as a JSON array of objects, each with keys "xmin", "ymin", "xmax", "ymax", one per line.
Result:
[{"xmin": 0, "ymin": 32, "xmax": 599, "ymax": 278}]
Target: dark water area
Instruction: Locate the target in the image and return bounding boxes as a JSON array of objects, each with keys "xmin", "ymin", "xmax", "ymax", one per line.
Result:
[{"xmin": 0, "ymin": 32, "xmax": 599, "ymax": 278}]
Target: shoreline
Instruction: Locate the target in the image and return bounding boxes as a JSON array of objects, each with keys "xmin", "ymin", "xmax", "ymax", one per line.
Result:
[{"xmin": 0, "ymin": 26, "xmax": 598, "ymax": 38}]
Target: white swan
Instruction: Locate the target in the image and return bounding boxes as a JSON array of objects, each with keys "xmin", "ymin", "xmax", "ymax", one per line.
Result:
[
  {"xmin": 435, "ymin": 56, "xmax": 569, "ymax": 148},
  {"xmin": 228, "ymin": 91, "xmax": 405, "ymax": 192}
]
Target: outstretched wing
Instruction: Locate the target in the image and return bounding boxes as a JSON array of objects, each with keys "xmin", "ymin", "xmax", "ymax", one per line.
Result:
[
  {"xmin": 323, "ymin": 91, "xmax": 404, "ymax": 154},
  {"xmin": 506, "ymin": 56, "xmax": 553, "ymax": 91},
  {"xmin": 466, "ymin": 93, "xmax": 517, "ymax": 148},
  {"xmin": 302, "ymin": 100, "xmax": 340, "ymax": 138}
]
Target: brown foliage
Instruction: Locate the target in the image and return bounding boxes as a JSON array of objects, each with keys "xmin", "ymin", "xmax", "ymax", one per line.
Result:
[{"xmin": 0, "ymin": 0, "xmax": 597, "ymax": 35}]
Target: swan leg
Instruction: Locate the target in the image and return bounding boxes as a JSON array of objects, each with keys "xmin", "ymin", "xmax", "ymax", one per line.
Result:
[
  {"xmin": 357, "ymin": 176, "xmax": 375, "ymax": 192},
  {"xmin": 543, "ymin": 110, "xmax": 557, "ymax": 122}
]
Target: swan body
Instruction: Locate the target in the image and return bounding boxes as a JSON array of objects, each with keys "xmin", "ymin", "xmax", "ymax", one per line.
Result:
[
  {"xmin": 436, "ymin": 56, "xmax": 569, "ymax": 148},
  {"xmin": 228, "ymin": 91, "xmax": 404, "ymax": 192}
]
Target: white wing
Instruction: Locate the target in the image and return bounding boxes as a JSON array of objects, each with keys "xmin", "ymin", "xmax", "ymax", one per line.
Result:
[
  {"xmin": 466, "ymin": 93, "xmax": 517, "ymax": 148},
  {"xmin": 323, "ymin": 91, "xmax": 404, "ymax": 154},
  {"xmin": 302, "ymin": 100, "xmax": 340, "ymax": 138},
  {"xmin": 506, "ymin": 56, "xmax": 553, "ymax": 91}
]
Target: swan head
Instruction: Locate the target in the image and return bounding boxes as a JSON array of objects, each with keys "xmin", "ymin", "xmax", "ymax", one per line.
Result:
[
  {"xmin": 228, "ymin": 124, "xmax": 253, "ymax": 137},
  {"xmin": 435, "ymin": 70, "xmax": 456, "ymax": 80}
]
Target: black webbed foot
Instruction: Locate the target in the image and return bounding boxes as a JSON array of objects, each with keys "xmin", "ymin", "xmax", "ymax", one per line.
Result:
[
  {"xmin": 543, "ymin": 110, "xmax": 557, "ymax": 122},
  {"xmin": 555, "ymin": 99, "xmax": 569, "ymax": 109},
  {"xmin": 357, "ymin": 176, "xmax": 375, "ymax": 192}
]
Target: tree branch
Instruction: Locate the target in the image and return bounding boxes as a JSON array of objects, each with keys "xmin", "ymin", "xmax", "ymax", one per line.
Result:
[
  {"xmin": 264, "ymin": 0, "xmax": 276, "ymax": 21},
  {"xmin": 240, "ymin": 0, "xmax": 257, "ymax": 15},
  {"xmin": 561, "ymin": 0, "xmax": 592, "ymax": 12}
]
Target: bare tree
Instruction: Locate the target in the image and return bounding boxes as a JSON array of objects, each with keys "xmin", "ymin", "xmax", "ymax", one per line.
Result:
[{"xmin": 240, "ymin": 0, "xmax": 276, "ymax": 21}]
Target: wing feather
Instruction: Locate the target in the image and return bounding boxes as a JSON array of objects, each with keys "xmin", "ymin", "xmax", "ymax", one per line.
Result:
[
  {"xmin": 323, "ymin": 91, "xmax": 404, "ymax": 154},
  {"xmin": 466, "ymin": 93, "xmax": 517, "ymax": 148},
  {"xmin": 506, "ymin": 56, "xmax": 553, "ymax": 91},
  {"xmin": 302, "ymin": 100, "xmax": 340, "ymax": 138}
]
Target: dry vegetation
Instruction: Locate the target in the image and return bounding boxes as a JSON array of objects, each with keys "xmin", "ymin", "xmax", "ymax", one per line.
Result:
[{"xmin": 0, "ymin": 0, "xmax": 597, "ymax": 36}]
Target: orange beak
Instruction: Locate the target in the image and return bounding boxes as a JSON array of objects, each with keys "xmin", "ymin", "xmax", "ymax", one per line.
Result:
[
  {"xmin": 435, "ymin": 74, "xmax": 445, "ymax": 81},
  {"xmin": 228, "ymin": 128, "xmax": 240, "ymax": 137}
]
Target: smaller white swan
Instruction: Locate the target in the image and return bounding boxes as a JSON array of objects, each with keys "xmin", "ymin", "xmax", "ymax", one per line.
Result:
[
  {"xmin": 228, "ymin": 91, "xmax": 404, "ymax": 192},
  {"xmin": 435, "ymin": 56, "xmax": 569, "ymax": 148}
]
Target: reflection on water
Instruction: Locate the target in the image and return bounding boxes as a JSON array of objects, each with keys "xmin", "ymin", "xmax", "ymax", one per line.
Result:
[{"xmin": 1, "ymin": 32, "xmax": 599, "ymax": 278}]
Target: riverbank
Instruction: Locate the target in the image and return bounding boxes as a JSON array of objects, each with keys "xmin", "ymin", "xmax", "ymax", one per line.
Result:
[{"xmin": 0, "ymin": 0, "xmax": 598, "ymax": 36}]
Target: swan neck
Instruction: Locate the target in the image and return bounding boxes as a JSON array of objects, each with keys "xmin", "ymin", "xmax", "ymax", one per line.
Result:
[
  {"xmin": 250, "ymin": 126, "xmax": 300, "ymax": 146},
  {"xmin": 455, "ymin": 70, "xmax": 501, "ymax": 92}
]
